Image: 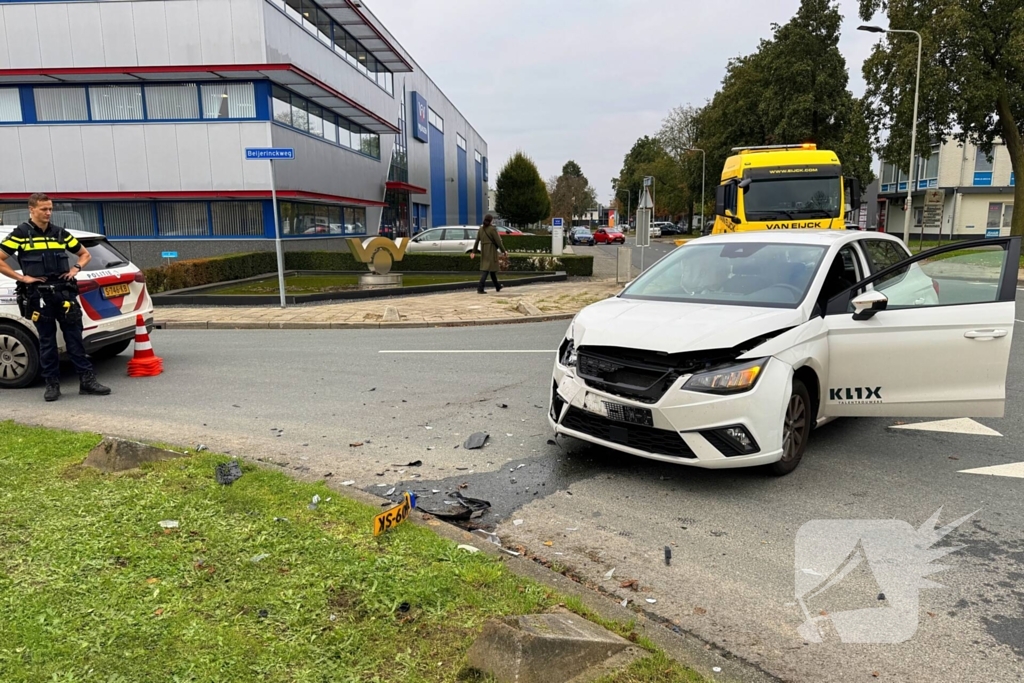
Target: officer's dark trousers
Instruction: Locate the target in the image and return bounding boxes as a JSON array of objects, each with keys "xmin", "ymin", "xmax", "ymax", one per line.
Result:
[{"xmin": 35, "ymin": 313, "xmax": 94, "ymax": 382}]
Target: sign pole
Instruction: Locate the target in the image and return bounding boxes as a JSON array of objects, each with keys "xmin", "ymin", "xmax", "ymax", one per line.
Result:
[{"xmin": 270, "ymin": 158, "xmax": 286, "ymax": 309}]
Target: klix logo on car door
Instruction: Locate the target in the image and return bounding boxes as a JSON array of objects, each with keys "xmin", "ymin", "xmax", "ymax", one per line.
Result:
[{"xmin": 829, "ymin": 387, "xmax": 883, "ymax": 404}]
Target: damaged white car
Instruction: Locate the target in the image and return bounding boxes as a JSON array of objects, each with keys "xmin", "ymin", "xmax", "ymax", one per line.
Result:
[{"xmin": 550, "ymin": 230, "xmax": 1019, "ymax": 475}]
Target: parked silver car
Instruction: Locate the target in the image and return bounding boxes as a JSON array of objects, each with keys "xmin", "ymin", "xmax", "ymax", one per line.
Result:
[{"xmin": 407, "ymin": 226, "xmax": 480, "ymax": 253}]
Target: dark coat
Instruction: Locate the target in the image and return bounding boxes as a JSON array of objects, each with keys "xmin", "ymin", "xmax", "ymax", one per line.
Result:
[{"xmin": 472, "ymin": 224, "xmax": 506, "ymax": 272}]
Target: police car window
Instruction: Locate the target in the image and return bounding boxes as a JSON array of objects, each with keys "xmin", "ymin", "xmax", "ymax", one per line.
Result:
[{"xmin": 78, "ymin": 239, "xmax": 130, "ymax": 271}]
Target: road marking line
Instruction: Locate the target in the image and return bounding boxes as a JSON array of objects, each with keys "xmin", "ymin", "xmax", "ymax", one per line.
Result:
[
  {"xmin": 889, "ymin": 418, "xmax": 1002, "ymax": 437},
  {"xmin": 958, "ymin": 462, "xmax": 1024, "ymax": 479},
  {"xmin": 1016, "ymin": 319, "xmax": 1024, "ymax": 323},
  {"xmin": 379, "ymin": 350, "xmax": 555, "ymax": 354}
]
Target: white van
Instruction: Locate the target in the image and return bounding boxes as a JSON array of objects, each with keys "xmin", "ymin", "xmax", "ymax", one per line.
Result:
[{"xmin": 0, "ymin": 228, "xmax": 154, "ymax": 388}]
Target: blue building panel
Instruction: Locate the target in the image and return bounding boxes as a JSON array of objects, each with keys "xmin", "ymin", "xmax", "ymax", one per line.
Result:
[
  {"xmin": 429, "ymin": 123, "xmax": 446, "ymax": 228},
  {"xmin": 974, "ymin": 172, "xmax": 993, "ymax": 186},
  {"xmin": 457, "ymin": 146, "xmax": 468, "ymax": 225},
  {"xmin": 475, "ymin": 160, "xmax": 484, "ymax": 224}
]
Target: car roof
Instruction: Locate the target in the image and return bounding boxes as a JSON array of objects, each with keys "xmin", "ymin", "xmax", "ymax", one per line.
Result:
[
  {"xmin": 687, "ymin": 229, "xmax": 904, "ymax": 248},
  {"xmin": 1, "ymin": 225, "xmax": 105, "ymax": 240}
]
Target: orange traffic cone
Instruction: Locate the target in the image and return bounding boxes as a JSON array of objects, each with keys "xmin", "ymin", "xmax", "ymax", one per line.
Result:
[{"xmin": 127, "ymin": 314, "xmax": 163, "ymax": 377}]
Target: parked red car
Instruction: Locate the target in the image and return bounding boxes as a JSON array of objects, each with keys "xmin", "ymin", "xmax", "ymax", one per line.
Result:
[
  {"xmin": 593, "ymin": 227, "xmax": 625, "ymax": 244},
  {"xmin": 496, "ymin": 227, "xmax": 525, "ymax": 236}
]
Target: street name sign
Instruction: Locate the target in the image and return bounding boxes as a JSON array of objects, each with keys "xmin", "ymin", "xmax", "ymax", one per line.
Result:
[
  {"xmin": 245, "ymin": 148, "xmax": 295, "ymax": 160},
  {"xmin": 161, "ymin": 251, "xmax": 178, "ymax": 259}
]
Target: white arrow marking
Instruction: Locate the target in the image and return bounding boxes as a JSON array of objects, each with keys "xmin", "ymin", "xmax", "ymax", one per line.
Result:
[
  {"xmin": 958, "ymin": 462, "xmax": 1024, "ymax": 479},
  {"xmin": 889, "ymin": 418, "xmax": 1002, "ymax": 437}
]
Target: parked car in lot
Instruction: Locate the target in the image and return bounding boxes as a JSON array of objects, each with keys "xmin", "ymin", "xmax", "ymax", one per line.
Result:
[
  {"xmin": 550, "ymin": 230, "xmax": 1019, "ymax": 475},
  {"xmin": 652, "ymin": 221, "xmax": 678, "ymax": 237},
  {"xmin": 496, "ymin": 226, "xmax": 525, "ymax": 237},
  {"xmin": 593, "ymin": 227, "xmax": 626, "ymax": 244},
  {"xmin": 569, "ymin": 227, "xmax": 595, "ymax": 246},
  {"xmin": 0, "ymin": 228, "xmax": 154, "ymax": 389},
  {"xmin": 406, "ymin": 226, "xmax": 479, "ymax": 253},
  {"xmin": 649, "ymin": 223, "xmax": 663, "ymax": 238},
  {"xmin": 658, "ymin": 222, "xmax": 682, "ymax": 236}
]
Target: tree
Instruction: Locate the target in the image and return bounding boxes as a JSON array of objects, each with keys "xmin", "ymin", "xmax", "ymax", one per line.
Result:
[
  {"xmin": 561, "ymin": 160, "xmax": 584, "ymax": 179},
  {"xmin": 494, "ymin": 152, "xmax": 550, "ymax": 227},
  {"xmin": 658, "ymin": 105, "xmax": 707, "ymax": 228},
  {"xmin": 613, "ymin": 136, "xmax": 687, "ymax": 222},
  {"xmin": 858, "ymin": 0, "xmax": 1024, "ymax": 236},
  {"xmin": 694, "ymin": 0, "xmax": 875, "ymax": 188},
  {"xmin": 549, "ymin": 173, "xmax": 598, "ymax": 225}
]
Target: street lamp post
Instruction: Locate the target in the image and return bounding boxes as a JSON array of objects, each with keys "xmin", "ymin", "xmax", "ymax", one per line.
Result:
[
  {"xmin": 685, "ymin": 147, "xmax": 706, "ymax": 234},
  {"xmin": 859, "ymin": 24, "xmax": 923, "ymax": 245}
]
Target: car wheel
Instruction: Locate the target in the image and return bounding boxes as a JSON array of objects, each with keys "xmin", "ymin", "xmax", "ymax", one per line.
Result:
[
  {"xmin": 768, "ymin": 378, "xmax": 811, "ymax": 476},
  {"xmin": 0, "ymin": 322, "xmax": 40, "ymax": 389},
  {"xmin": 89, "ymin": 338, "xmax": 132, "ymax": 361}
]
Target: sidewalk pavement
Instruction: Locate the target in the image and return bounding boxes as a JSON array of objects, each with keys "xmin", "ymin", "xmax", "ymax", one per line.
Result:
[{"xmin": 154, "ymin": 278, "xmax": 624, "ymax": 330}]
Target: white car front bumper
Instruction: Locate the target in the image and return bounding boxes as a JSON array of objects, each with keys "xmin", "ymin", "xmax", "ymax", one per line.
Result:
[{"xmin": 549, "ymin": 355, "xmax": 792, "ymax": 469}]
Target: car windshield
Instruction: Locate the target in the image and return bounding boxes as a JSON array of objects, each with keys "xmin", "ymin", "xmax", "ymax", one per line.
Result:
[
  {"xmin": 743, "ymin": 177, "xmax": 841, "ymax": 220},
  {"xmin": 621, "ymin": 242, "xmax": 828, "ymax": 308}
]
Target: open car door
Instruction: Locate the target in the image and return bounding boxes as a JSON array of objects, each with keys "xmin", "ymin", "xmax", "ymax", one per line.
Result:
[{"xmin": 823, "ymin": 237, "xmax": 1020, "ymax": 418}]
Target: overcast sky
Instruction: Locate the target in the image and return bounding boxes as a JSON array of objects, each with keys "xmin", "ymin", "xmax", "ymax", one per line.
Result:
[{"xmin": 369, "ymin": 0, "xmax": 881, "ymax": 204}]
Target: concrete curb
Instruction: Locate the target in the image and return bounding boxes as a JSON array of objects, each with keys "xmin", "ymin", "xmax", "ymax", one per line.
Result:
[{"xmin": 153, "ymin": 312, "xmax": 576, "ymax": 331}]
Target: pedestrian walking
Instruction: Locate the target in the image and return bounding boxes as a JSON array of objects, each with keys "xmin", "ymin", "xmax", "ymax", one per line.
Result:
[
  {"xmin": 470, "ymin": 214, "xmax": 507, "ymax": 294},
  {"xmin": 0, "ymin": 193, "xmax": 111, "ymax": 401}
]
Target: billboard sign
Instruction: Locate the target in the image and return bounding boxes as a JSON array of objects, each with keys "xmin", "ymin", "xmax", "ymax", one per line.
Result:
[{"xmin": 411, "ymin": 92, "xmax": 429, "ymax": 142}]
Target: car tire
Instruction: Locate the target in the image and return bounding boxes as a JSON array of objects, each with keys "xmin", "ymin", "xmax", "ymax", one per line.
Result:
[
  {"xmin": 89, "ymin": 338, "xmax": 132, "ymax": 361},
  {"xmin": 0, "ymin": 322, "xmax": 40, "ymax": 389},
  {"xmin": 768, "ymin": 378, "xmax": 811, "ymax": 476}
]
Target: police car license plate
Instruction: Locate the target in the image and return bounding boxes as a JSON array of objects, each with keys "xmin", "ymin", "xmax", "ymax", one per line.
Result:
[{"xmin": 102, "ymin": 283, "xmax": 131, "ymax": 299}]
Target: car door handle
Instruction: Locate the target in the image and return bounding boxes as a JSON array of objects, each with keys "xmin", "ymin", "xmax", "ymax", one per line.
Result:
[{"xmin": 964, "ymin": 329, "xmax": 1008, "ymax": 340}]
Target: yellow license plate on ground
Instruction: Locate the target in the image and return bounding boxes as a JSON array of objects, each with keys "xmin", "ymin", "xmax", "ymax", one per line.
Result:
[
  {"xmin": 102, "ymin": 283, "xmax": 131, "ymax": 298},
  {"xmin": 373, "ymin": 492, "xmax": 415, "ymax": 536}
]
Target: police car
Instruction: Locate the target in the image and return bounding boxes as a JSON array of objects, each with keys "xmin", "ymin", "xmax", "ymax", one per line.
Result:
[
  {"xmin": 551, "ymin": 230, "xmax": 1019, "ymax": 475},
  {"xmin": 0, "ymin": 228, "xmax": 154, "ymax": 389}
]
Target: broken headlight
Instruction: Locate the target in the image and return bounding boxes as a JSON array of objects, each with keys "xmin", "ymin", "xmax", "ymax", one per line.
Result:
[
  {"xmin": 682, "ymin": 358, "xmax": 767, "ymax": 394},
  {"xmin": 559, "ymin": 339, "xmax": 577, "ymax": 368}
]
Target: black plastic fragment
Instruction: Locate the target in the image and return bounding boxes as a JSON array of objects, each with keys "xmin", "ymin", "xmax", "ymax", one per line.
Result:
[
  {"xmin": 215, "ymin": 461, "xmax": 243, "ymax": 485},
  {"xmin": 464, "ymin": 432, "xmax": 489, "ymax": 449}
]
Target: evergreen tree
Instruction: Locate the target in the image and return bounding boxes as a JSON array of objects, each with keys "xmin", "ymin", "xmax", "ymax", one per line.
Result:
[{"xmin": 494, "ymin": 152, "xmax": 550, "ymax": 227}]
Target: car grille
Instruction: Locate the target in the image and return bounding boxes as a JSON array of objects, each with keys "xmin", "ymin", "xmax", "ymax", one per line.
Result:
[
  {"xmin": 560, "ymin": 406, "xmax": 695, "ymax": 459},
  {"xmin": 576, "ymin": 346, "xmax": 737, "ymax": 404}
]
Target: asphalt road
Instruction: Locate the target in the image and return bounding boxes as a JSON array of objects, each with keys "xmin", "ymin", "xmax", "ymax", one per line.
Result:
[
  {"xmin": 571, "ymin": 235, "xmax": 680, "ymax": 278},
  {"xmin": 4, "ymin": 293, "xmax": 1024, "ymax": 683}
]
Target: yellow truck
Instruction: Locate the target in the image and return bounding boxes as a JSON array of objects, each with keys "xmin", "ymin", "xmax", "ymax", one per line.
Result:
[{"xmin": 710, "ymin": 144, "xmax": 861, "ymax": 234}]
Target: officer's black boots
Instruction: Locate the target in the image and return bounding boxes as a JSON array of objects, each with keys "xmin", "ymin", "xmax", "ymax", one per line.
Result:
[
  {"xmin": 79, "ymin": 373, "xmax": 111, "ymax": 396},
  {"xmin": 44, "ymin": 381, "xmax": 61, "ymax": 402}
]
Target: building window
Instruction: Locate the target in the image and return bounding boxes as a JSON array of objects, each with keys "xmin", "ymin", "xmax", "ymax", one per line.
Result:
[
  {"xmin": 0, "ymin": 201, "xmax": 100, "ymax": 232},
  {"xmin": 456, "ymin": 133, "xmax": 467, "ymax": 151},
  {"xmin": 35, "ymin": 87, "xmax": 88, "ymax": 122},
  {"xmin": 474, "ymin": 150, "xmax": 482, "ymax": 164},
  {"xmin": 88, "ymin": 85, "xmax": 144, "ymax": 121},
  {"xmin": 914, "ymin": 144, "xmax": 940, "ymax": 189},
  {"xmin": 201, "ymin": 83, "xmax": 255, "ymax": 120},
  {"xmin": 975, "ymin": 151, "xmax": 994, "ymax": 186},
  {"xmin": 279, "ymin": 200, "xmax": 366, "ymax": 236},
  {"xmin": 0, "ymin": 88, "xmax": 22, "ymax": 122},
  {"xmin": 388, "ymin": 85, "xmax": 409, "ymax": 183},
  {"xmin": 212, "ymin": 202, "xmax": 263, "ymax": 237},
  {"xmin": 428, "ymin": 108, "xmax": 443, "ymax": 132},
  {"xmin": 30, "ymin": 82, "xmax": 255, "ymax": 123},
  {"xmin": 103, "ymin": 202, "xmax": 154, "ymax": 237},
  {"xmin": 270, "ymin": 0, "xmax": 393, "ymax": 95},
  {"xmin": 271, "ymin": 85, "xmax": 379, "ymax": 159},
  {"xmin": 145, "ymin": 84, "xmax": 200, "ymax": 120},
  {"xmin": 158, "ymin": 202, "xmax": 209, "ymax": 237},
  {"xmin": 1003, "ymin": 204, "xmax": 1014, "ymax": 230},
  {"xmin": 987, "ymin": 203, "xmax": 1003, "ymax": 229}
]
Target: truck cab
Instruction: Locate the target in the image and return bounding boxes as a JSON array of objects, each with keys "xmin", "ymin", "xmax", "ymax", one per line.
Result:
[{"xmin": 711, "ymin": 144, "xmax": 861, "ymax": 234}]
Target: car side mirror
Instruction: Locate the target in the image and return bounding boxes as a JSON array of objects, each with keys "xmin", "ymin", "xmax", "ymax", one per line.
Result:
[
  {"xmin": 738, "ymin": 178, "xmax": 752, "ymax": 191},
  {"xmin": 851, "ymin": 290, "xmax": 887, "ymax": 320}
]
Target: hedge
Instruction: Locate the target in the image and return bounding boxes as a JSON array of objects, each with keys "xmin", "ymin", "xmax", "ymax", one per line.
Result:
[
  {"xmin": 502, "ymin": 235, "xmax": 562, "ymax": 253},
  {"xmin": 144, "ymin": 251, "xmax": 592, "ymax": 293}
]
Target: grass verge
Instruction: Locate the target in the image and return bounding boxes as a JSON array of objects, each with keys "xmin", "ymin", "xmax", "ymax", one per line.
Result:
[{"xmin": 0, "ymin": 422, "xmax": 707, "ymax": 682}]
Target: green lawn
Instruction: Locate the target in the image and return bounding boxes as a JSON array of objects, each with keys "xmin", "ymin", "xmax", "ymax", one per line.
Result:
[
  {"xmin": 0, "ymin": 422, "xmax": 705, "ymax": 683},
  {"xmin": 208, "ymin": 273, "xmax": 536, "ymax": 296}
]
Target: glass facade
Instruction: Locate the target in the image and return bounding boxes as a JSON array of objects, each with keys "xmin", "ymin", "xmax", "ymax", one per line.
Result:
[
  {"xmin": 272, "ymin": 85, "xmax": 380, "ymax": 159},
  {"xmin": 269, "ymin": 0, "xmax": 394, "ymax": 95},
  {"xmin": 388, "ymin": 86, "xmax": 409, "ymax": 183},
  {"xmin": 279, "ymin": 201, "xmax": 367, "ymax": 236},
  {"xmin": 28, "ymin": 82, "xmax": 257, "ymax": 123},
  {"xmin": 381, "ymin": 189, "xmax": 410, "ymax": 238}
]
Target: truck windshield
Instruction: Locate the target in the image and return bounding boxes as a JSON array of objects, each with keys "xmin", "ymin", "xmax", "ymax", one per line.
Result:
[{"xmin": 743, "ymin": 177, "xmax": 841, "ymax": 220}]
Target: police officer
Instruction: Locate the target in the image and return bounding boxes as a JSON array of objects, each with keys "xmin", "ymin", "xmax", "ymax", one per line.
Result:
[{"xmin": 0, "ymin": 193, "xmax": 111, "ymax": 401}]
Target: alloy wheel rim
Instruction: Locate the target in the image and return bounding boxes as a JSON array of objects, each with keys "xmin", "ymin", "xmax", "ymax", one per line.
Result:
[
  {"xmin": 782, "ymin": 394, "xmax": 806, "ymax": 461},
  {"xmin": 0, "ymin": 334, "xmax": 29, "ymax": 381}
]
